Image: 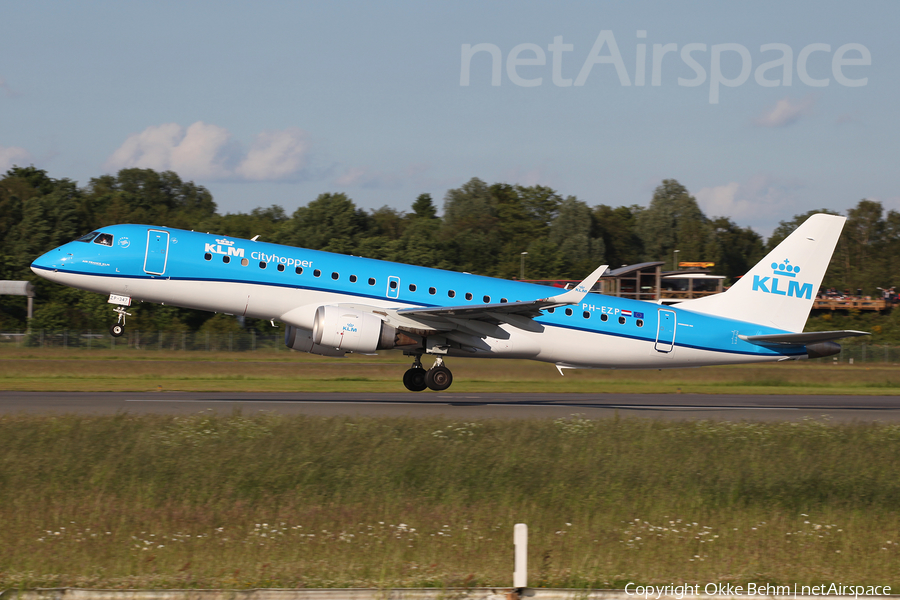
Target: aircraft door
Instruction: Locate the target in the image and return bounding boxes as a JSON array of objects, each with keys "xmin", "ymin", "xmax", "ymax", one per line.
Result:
[
  {"xmin": 386, "ymin": 276, "xmax": 400, "ymax": 299},
  {"xmin": 144, "ymin": 229, "xmax": 170, "ymax": 275},
  {"xmin": 655, "ymin": 309, "xmax": 676, "ymax": 353}
]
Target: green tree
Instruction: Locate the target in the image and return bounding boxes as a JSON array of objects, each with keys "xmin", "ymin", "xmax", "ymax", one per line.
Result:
[
  {"xmin": 205, "ymin": 205, "xmax": 287, "ymax": 241},
  {"xmin": 440, "ymin": 178, "xmax": 501, "ymax": 274},
  {"xmin": 277, "ymin": 192, "xmax": 370, "ymax": 254},
  {"xmin": 635, "ymin": 180, "xmax": 712, "ymax": 268},
  {"xmin": 549, "ymin": 196, "xmax": 604, "ymax": 278},
  {"xmin": 86, "ymin": 169, "xmax": 217, "ymax": 229},
  {"xmin": 593, "ymin": 204, "xmax": 644, "ymax": 268},
  {"xmin": 708, "ymin": 217, "xmax": 765, "ymax": 283},
  {"xmin": 410, "ymin": 193, "xmax": 437, "ymax": 220}
]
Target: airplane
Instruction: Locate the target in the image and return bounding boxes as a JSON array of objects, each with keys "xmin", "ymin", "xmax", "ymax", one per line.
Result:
[{"xmin": 30, "ymin": 213, "xmax": 867, "ymax": 391}]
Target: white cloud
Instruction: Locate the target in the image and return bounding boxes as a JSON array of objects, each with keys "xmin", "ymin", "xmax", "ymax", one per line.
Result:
[
  {"xmin": 333, "ymin": 164, "xmax": 430, "ymax": 189},
  {"xmin": 0, "ymin": 144, "xmax": 32, "ymax": 172},
  {"xmin": 335, "ymin": 167, "xmax": 369, "ymax": 187},
  {"xmin": 236, "ymin": 129, "xmax": 307, "ymax": 180},
  {"xmin": 696, "ymin": 181, "xmax": 742, "ymax": 216},
  {"xmin": 105, "ymin": 122, "xmax": 309, "ymax": 181},
  {"xmin": 755, "ymin": 96, "xmax": 815, "ymax": 128},
  {"xmin": 696, "ymin": 174, "xmax": 804, "ymax": 223}
]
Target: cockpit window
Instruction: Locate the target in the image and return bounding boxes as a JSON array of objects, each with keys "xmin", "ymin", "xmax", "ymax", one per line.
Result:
[
  {"xmin": 93, "ymin": 233, "xmax": 114, "ymax": 246},
  {"xmin": 75, "ymin": 231, "xmax": 100, "ymax": 243}
]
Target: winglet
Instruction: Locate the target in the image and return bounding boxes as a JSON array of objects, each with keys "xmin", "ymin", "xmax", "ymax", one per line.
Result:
[{"xmin": 540, "ymin": 264, "xmax": 608, "ymax": 307}]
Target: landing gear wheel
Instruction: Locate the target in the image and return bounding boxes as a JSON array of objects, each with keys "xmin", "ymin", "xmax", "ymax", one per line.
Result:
[
  {"xmin": 425, "ymin": 366, "xmax": 453, "ymax": 391},
  {"xmin": 403, "ymin": 367, "xmax": 428, "ymax": 392},
  {"xmin": 110, "ymin": 305, "xmax": 131, "ymax": 338}
]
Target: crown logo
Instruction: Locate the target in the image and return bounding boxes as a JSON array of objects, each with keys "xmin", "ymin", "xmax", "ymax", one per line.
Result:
[{"xmin": 771, "ymin": 259, "xmax": 800, "ymax": 278}]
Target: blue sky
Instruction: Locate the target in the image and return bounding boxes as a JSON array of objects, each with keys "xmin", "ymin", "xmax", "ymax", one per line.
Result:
[{"xmin": 1, "ymin": 1, "xmax": 896, "ymax": 236}]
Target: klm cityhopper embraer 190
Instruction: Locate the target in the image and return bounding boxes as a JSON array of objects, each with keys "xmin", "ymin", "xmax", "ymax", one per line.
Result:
[{"xmin": 31, "ymin": 213, "xmax": 867, "ymax": 391}]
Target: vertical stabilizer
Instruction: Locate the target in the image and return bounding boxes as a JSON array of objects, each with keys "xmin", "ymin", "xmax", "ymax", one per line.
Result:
[{"xmin": 678, "ymin": 213, "xmax": 845, "ymax": 332}]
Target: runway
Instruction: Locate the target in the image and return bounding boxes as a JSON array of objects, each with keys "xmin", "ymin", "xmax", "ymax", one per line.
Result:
[{"xmin": 2, "ymin": 391, "xmax": 900, "ymax": 421}]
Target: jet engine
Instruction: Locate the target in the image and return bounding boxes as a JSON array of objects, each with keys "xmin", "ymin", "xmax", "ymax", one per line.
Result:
[
  {"xmin": 806, "ymin": 341, "xmax": 841, "ymax": 359},
  {"xmin": 312, "ymin": 305, "xmax": 400, "ymax": 353},
  {"xmin": 284, "ymin": 325, "xmax": 347, "ymax": 357}
]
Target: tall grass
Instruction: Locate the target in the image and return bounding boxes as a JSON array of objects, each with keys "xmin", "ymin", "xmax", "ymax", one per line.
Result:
[{"xmin": 1, "ymin": 413, "xmax": 899, "ymax": 589}]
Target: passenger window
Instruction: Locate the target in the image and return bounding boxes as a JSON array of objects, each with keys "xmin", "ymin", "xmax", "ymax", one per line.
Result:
[
  {"xmin": 547, "ymin": 307, "xmax": 555, "ymax": 313},
  {"xmin": 601, "ymin": 314, "xmax": 608, "ymax": 322},
  {"xmin": 465, "ymin": 292, "xmax": 473, "ymax": 301},
  {"xmin": 636, "ymin": 319, "xmax": 644, "ymax": 327},
  {"xmin": 483, "ymin": 295, "xmax": 491, "ymax": 303},
  {"xmin": 368, "ymin": 277, "xmax": 376, "ymax": 285},
  {"xmin": 390, "ymin": 280, "xmax": 397, "ymax": 289},
  {"xmin": 448, "ymin": 290, "xmax": 456, "ymax": 298},
  {"xmin": 314, "ymin": 269, "xmax": 322, "ymax": 277},
  {"xmin": 204, "ymin": 253, "xmax": 212, "ymax": 261},
  {"xmin": 409, "ymin": 284, "xmax": 417, "ymax": 292},
  {"xmin": 277, "ymin": 264, "xmax": 285, "ymax": 272},
  {"xmin": 618, "ymin": 316, "xmax": 626, "ymax": 324},
  {"xmin": 241, "ymin": 258, "xmax": 249, "ymax": 266},
  {"xmin": 75, "ymin": 231, "xmax": 99, "ymax": 243},
  {"xmin": 429, "ymin": 287, "xmax": 436, "ymax": 295},
  {"xmin": 583, "ymin": 311, "xmax": 590, "ymax": 319},
  {"xmin": 259, "ymin": 261, "xmax": 267, "ymax": 269},
  {"xmin": 332, "ymin": 272, "xmax": 339, "ymax": 280},
  {"xmin": 350, "ymin": 275, "xmax": 357, "ymax": 283},
  {"xmin": 295, "ymin": 266, "xmax": 303, "ymax": 274},
  {"xmin": 500, "ymin": 298, "xmax": 508, "ymax": 303},
  {"xmin": 93, "ymin": 233, "xmax": 113, "ymax": 246},
  {"xmin": 223, "ymin": 255, "xmax": 231, "ymax": 264},
  {"xmin": 565, "ymin": 308, "xmax": 573, "ymax": 316}
]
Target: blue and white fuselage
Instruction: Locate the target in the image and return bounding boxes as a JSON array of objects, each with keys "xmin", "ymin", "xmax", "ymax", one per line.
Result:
[{"xmin": 30, "ymin": 215, "xmax": 866, "ymax": 390}]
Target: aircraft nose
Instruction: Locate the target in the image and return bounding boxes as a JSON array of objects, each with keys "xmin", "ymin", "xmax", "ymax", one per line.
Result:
[{"xmin": 31, "ymin": 247, "xmax": 66, "ymax": 274}]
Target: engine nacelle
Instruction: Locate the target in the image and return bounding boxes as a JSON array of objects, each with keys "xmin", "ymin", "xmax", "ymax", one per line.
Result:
[
  {"xmin": 284, "ymin": 325, "xmax": 346, "ymax": 357},
  {"xmin": 807, "ymin": 341, "xmax": 841, "ymax": 359},
  {"xmin": 312, "ymin": 305, "xmax": 398, "ymax": 353}
]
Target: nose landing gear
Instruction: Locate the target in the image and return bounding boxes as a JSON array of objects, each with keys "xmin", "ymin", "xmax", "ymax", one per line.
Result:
[
  {"xmin": 110, "ymin": 306, "xmax": 131, "ymax": 337},
  {"xmin": 402, "ymin": 354, "xmax": 453, "ymax": 392}
]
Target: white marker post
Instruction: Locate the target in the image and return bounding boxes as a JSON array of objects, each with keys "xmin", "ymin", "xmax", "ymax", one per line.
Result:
[{"xmin": 513, "ymin": 523, "xmax": 528, "ymax": 589}]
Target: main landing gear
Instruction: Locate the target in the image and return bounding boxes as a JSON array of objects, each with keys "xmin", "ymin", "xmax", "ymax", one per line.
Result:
[
  {"xmin": 109, "ymin": 306, "xmax": 131, "ymax": 337},
  {"xmin": 403, "ymin": 354, "xmax": 453, "ymax": 392}
]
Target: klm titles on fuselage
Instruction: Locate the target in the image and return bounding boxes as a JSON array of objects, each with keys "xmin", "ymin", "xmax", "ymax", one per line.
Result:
[
  {"xmin": 203, "ymin": 240, "xmax": 314, "ymax": 268},
  {"xmin": 752, "ymin": 259, "xmax": 813, "ymax": 300},
  {"xmin": 205, "ymin": 241, "xmax": 245, "ymax": 257}
]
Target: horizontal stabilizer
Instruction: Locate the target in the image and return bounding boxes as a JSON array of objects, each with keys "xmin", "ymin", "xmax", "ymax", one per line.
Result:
[{"xmin": 740, "ymin": 330, "xmax": 870, "ymax": 346}]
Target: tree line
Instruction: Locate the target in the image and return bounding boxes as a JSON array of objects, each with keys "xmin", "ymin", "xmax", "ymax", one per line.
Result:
[{"xmin": 1, "ymin": 166, "xmax": 898, "ymax": 334}]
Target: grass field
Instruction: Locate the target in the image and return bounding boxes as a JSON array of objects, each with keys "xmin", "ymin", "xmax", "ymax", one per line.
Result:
[
  {"xmin": 1, "ymin": 348, "xmax": 900, "ymax": 394},
  {"xmin": 1, "ymin": 413, "xmax": 899, "ymax": 589}
]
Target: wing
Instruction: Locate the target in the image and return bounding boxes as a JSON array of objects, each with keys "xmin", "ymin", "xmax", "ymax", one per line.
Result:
[
  {"xmin": 739, "ymin": 330, "xmax": 870, "ymax": 345},
  {"xmin": 307, "ymin": 264, "xmax": 609, "ymax": 352},
  {"xmin": 396, "ymin": 263, "xmax": 609, "ymax": 322}
]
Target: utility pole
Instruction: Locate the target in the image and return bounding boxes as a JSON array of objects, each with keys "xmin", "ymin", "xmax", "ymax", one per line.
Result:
[{"xmin": 520, "ymin": 252, "xmax": 528, "ymax": 279}]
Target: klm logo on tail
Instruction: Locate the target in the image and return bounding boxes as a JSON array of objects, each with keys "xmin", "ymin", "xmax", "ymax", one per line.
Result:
[{"xmin": 752, "ymin": 259, "xmax": 813, "ymax": 299}]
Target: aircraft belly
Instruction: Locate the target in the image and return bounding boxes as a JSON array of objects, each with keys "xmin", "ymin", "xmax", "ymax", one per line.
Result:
[{"xmin": 533, "ymin": 326, "xmax": 786, "ymax": 369}]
